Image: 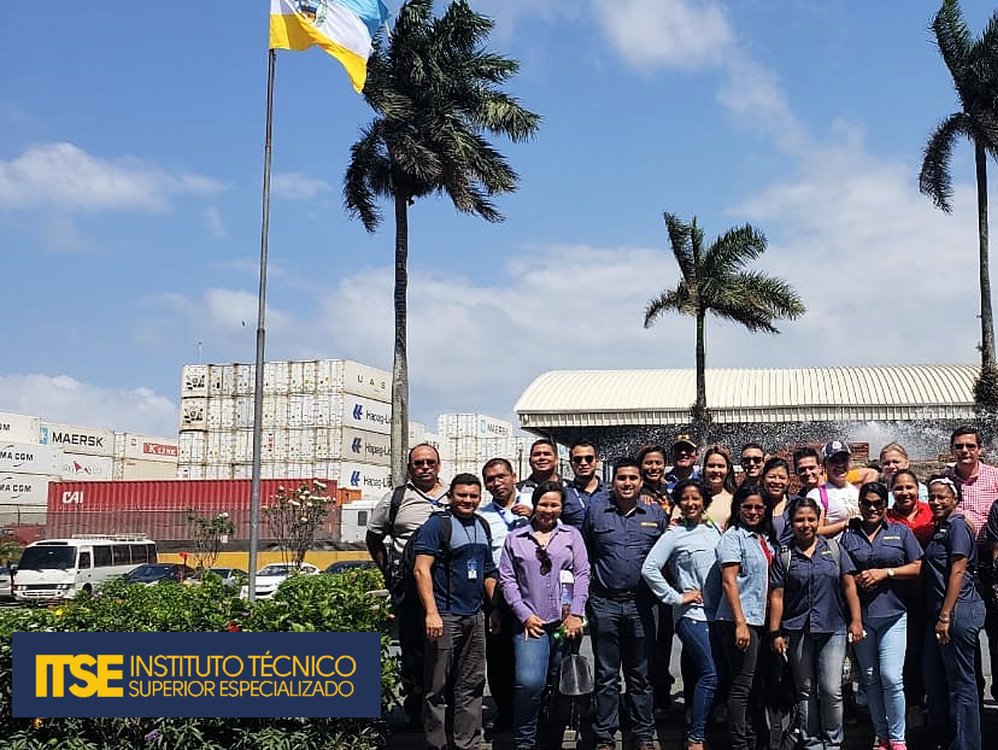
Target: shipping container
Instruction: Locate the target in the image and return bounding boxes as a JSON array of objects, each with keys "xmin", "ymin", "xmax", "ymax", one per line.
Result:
[
  {"xmin": 115, "ymin": 459, "xmax": 178, "ymax": 481},
  {"xmin": 235, "ymin": 363, "xmax": 256, "ymax": 395},
  {"xmin": 339, "ymin": 499, "xmax": 378, "ymax": 543},
  {"xmin": 321, "ymin": 461, "xmax": 392, "ymax": 499},
  {"xmin": 0, "ymin": 412, "xmax": 40, "ymax": 444},
  {"xmin": 45, "ymin": 478, "xmax": 340, "ymax": 543},
  {"xmin": 437, "ymin": 413, "xmax": 513, "ymax": 439},
  {"xmin": 314, "ymin": 426, "xmax": 391, "ymax": 465},
  {"xmin": 179, "ymin": 398, "xmax": 208, "ymax": 431},
  {"xmin": 0, "ymin": 442, "xmax": 61, "ymax": 475},
  {"xmin": 409, "ymin": 422, "xmax": 426, "ymax": 444},
  {"xmin": 263, "ymin": 361, "xmax": 291, "ymax": 394},
  {"xmin": 181, "ymin": 364, "xmax": 209, "ymax": 397},
  {"xmin": 0, "ymin": 472, "xmax": 55, "ymax": 506},
  {"xmin": 178, "ymin": 432, "xmax": 206, "ymax": 464},
  {"xmin": 318, "ymin": 360, "xmax": 391, "ymax": 401},
  {"xmin": 206, "ymin": 431, "xmax": 234, "ymax": 463},
  {"xmin": 60, "ymin": 454, "xmax": 113, "ymax": 481},
  {"xmin": 120, "ymin": 434, "xmax": 179, "ymax": 463},
  {"xmin": 39, "ymin": 422, "xmax": 115, "ymax": 457}
]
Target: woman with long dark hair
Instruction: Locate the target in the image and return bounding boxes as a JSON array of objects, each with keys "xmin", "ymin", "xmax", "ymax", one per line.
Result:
[{"xmin": 702, "ymin": 444, "xmax": 738, "ymax": 529}]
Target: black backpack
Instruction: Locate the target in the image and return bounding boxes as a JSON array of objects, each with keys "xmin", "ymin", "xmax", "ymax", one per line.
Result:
[{"xmin": 391, "ymin": 509, "xmax": 492, "ymax": 608}]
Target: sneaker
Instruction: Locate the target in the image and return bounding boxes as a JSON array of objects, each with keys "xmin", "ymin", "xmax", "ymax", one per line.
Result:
[
  {"xmin": 889, "ymin": 743, "xmax": 907, "ymax": 750},
  {"xmin": 872, "ymin": 740, "xmax": 890, "ymax": 750}
]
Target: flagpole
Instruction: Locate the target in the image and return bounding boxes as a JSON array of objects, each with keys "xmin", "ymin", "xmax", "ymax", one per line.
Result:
[{"xmin": 248, "ymin": 48, "xmax": 276, "ymax": 603}]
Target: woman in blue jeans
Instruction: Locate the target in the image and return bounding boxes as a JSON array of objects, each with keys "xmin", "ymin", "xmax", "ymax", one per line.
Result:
[
  {"xmin": 498, "ymin": 481, "xmax": 590, "ymax": 750},
  {"xmin": 769, "ymin": 496, "xmax": 863, "ymax": 750},
  {"xmin": 921, "ymin": 474, "xmax": 985, "ymax": 750},
  {"xmin": 840, "ymin": 481, "xmax": 923, "ymax": 750},
  {"xmin": 642, "ymin": 478, "xmax": 722, "ymax": 750}
]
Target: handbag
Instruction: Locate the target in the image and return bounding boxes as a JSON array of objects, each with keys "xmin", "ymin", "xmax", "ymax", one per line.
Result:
[{"xmin": 558, "ymin": 652, "xmax": 594, "ymax": 696}]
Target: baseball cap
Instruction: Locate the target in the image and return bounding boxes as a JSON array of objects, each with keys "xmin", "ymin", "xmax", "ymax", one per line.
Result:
[
  {"xmin": 822, "ymin": 440, "xmax": 851, "ymax": 461},
  {"xmin": 672, "ymin": 434, "xmax": 698, "ymax": 452}
]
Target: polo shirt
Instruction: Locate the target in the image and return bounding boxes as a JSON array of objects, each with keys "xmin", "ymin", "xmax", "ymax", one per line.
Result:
[
  {"xmin": 477, "ymin": 501, "xmax": 528, "ymax": 566},
  {"xmin": 583, "ymin": 495, "xmax": 668, "ymax": 597},
  {"xmin": 770, "ymin": 537, "xmax": 856, "ymax": 634},
  {"xmin": 714, "ymin": 525, "xmax": 775, "ymax": 627},
  {"xmin": 497, "ymin": 523, "xmax": 590, "ymax": 625},
  {"xmin": 413, "ymin": 512, "xmax": 496, "ymax": 616},
  {"xmin": 886, "ymin": 501, "xmax": 935, "ymax": 546},
  {"xmin": 946, "ymin": 462, "xmax": 998, "ymax": 543},
  {"xmin": 922, "ymin": 513, "xmax": 980, "ymax": 614},
  {"xmin": 562, "ymin": 477, "xmax": 608, "ymax": 528},
  {"xmin": 367, "ymin": 482, "xmax": 448, "ymax": 556},
  {"xmin": 840, "ymin": 520, "xmax": 922, "ymax": 619}
]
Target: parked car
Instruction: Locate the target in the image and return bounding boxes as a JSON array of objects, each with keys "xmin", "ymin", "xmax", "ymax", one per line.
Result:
[
  {"xmin": 239, "ymin": 562, "xmax": 320, "ymax": 599},
  {"xmin": 195, "ymin": 567, "xmax": 247, "ymax": 587},
  {"xmin": 323, "ymin": 559, "xmax": 376, "ymax": 575},
  {"xmin": 0, "ymin": 566, "xmax": 13, "ymax": 599},
  {"xmin": 122, "ymin": 563, "xmax": 196, "ymax": 585}
]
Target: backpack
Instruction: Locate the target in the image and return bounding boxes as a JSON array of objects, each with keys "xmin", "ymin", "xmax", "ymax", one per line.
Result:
[
  {"xmin": 391, "ymin": 509, "xmax": 492, "ymax": 609},
  {"xmin": 779, "ymin": 536, "xmax": 840, "ymax": 575},
  {"xmin": 383, "ymin": 485, "xmax": 408, "ymax": 593}
]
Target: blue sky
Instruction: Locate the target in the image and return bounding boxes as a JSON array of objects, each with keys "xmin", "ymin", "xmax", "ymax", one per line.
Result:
[{"xmin": 1, "ymin": 0, "xmax": 995, "ymax": 437}]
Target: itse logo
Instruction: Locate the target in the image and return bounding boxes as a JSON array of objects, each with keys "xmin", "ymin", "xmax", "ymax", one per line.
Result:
[{"xmin": 35, "ymin": 654, "xmax": 125, "ymax": 698}]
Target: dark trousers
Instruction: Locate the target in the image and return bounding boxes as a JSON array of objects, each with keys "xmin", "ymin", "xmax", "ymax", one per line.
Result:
[
  {"xmin": 424, "ymin": 611, "xmax": 486, "ymax": 750},
  {"xmin": 395, "ymin": 594, "xmax": 425, "ymax": 722},
  {"xmin": 717, "ymin": 621, "xmax": 763, "ymax": 750},
  {"xmin": 903, "ymin": 596, "xmax": 926, "ymax": 708},
  {"xmin": 486, "ymin": 603, "xmax": 516, "ymax": 727},
  {"xmin": 589, "ymin": 593, "xmax": 656, "ymax": 746},
  {"xmin": 652, "ymin": 601, "xmax": 675, "ymax": 709}
]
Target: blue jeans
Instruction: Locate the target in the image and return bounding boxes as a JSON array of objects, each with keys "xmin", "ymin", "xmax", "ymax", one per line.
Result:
[
  {"xmin": 924, "ymin": 598, "xmax": 985, "ymax": 750},
  {"xmin": 853, "ymin": 612, "xmax": 907, "ymax": 742},
  {"xmin": 588, "ymin": 594, "xmax": 656, "ymax": 746},
  {"xmin": 675, "ymin": 617, "xmax": 717, "ymax": 744},
  {"xmin": 786, "ymin": 628, "xmax": 846, "ymax": 750},
  {"xmin": 511, "ymin": 624, "xmax": 573, "ymax": 750}
]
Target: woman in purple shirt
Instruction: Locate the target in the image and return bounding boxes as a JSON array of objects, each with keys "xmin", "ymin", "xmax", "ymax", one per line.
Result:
[{"xmin": 498, "ymin": 481, "xmax": 590, "ymax": 750}]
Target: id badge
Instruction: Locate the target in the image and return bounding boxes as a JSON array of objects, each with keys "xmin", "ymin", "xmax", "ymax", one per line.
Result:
[
  {"xmin": 467, "ymin": 559, "xmax": 478, "ymax": 580},
  {"xmin": 559, "ymin": 570, "xmax": 575, "ymax": 585}
]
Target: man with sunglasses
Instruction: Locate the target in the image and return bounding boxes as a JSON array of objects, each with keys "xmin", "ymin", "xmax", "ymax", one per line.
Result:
[
  {"xmin": 665, "ymin": 434, "xmax": 700, "ymax": 495},
  {"xmin": 739, "ymin": 443, "xmax": 766, "ymax": 484},
  {"xmin": 366, "ymin": 443, "xmax": 448, "ymax": 728},
  {"xmin": 584, "ymin": 458, "xmax": 669, "ymax": 750},
  {"xmin": 944, "ymin": 425, "xmax": 998, "ymax": 703},
  {"xmin": 563, "ymin": 440, "xmax": 607, "ymax": 528}
]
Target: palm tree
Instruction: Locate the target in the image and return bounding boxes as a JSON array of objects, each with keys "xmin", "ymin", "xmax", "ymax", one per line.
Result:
[
  {"xmin": 644, "ymin": 213, "xmax": 805, "ymax": 436},
  {"xmin": 919, "ymin": 0, "xmax": 998, "ymax": 413},
  {"xmin": 343, "ymin": 0, "xmax": 540, "ymax": 483}
]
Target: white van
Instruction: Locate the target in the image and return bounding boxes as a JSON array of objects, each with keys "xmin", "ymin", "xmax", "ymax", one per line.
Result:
[{"xmin": 14, "ymin": 534, "xmax": 157, "ymax": 601}]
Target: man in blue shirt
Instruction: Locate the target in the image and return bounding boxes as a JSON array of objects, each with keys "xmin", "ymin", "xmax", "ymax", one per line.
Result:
[
  {"xmin": 564, "ymin": 440, "xmax": 607, "ymax": 527},
  {"xmin": 583, "ymin": 458, "xmax": 669, "ymax": 750},
  {"xmin": 413, "ymin": 474, "xmax": 497, "ymax": 750},
  {"xmin": 665, "ymin": 434, "xmax": 700, "ymax": 495}
]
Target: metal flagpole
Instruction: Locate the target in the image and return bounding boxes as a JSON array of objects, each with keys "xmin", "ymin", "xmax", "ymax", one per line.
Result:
[{"xmin": 248, "ymin": 48, "xmax": 276, "ymax": 603}]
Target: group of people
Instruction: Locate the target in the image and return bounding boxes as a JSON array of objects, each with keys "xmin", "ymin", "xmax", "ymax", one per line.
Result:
[{"xmin": 365, "ymin": 427, "xmax": 998, "ymax": 750}]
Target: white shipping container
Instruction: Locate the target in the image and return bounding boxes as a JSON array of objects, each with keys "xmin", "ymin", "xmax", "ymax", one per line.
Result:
[
  {"xmin": 311, "ymin": 427, "xmax": 391, "ymax": 465},
  {"xmin": 0, "ymin": 472, "xmax": 54, "ymax": 506},
  {"xmin": 321, "ymin": 461, "xmax": 393, "ymax": 499},
  {"xmin": 286, "ymin": 428, "xmax": 317, "ymax": 459},
  {"xmin": 437, "ymin": 413, "xmax": 513, "ymax": 439},
  {"xmin": 208, "ymin": 364, "xmax": 235, "ymax": 397},
  {"xmin": 262, "ymin": 394, "xmax": 289, "ymax": 429},
  {"xmin": 115, "ymin": 458, "xmax": 178, "ymax": 480},
  {"xmin": 339, "ymin": 499, "xmax": 379, "ymax": 543},
  {"xmin": 180, "ymin": 397, "xmax": 208, "ymax": 431},
  {"xmin": 207, "ymin": 431, "xmax": 235, "ymax": 463},
  {"xmin": 0, "ymin": 412, "xmax": 40, "ymax": 444},
  {"xmin": 120, "ymin": 434, "xmax": 179, "ymax": 463},
  {"xmin": 233, "ymin": 395, "xmax": 255, "ymax": 429},
  {"xmin": 203, "ymin": 464, "xmax": 234, "ymax": 480},
  {"xmin": 234, "ymin": 429, "xmax": 283, "ymax": 463},
  {"xmin": 179, "ymin": 432, "xmax": 206, "ymax": 463},
  {"xmin": 39, "ymin": 422, "xmax": 115, "ymax": 457},
  {"xmin": 409, "ymin": 422, "xmax": 426, "ymax": 444},
  {"xmin": 178, "ymin": 464, "xmax": 206, "ymax": 480},
  {"xmin": 206, "ymin": 398, "xmax": 224, "ymax": 429},
  {"xmin": 315, "ymin": 394, "xmax": 391, "ymax": 434},
  {"xmin": 422, "ymin": 433, "xmax": 444, "ymax": 451},
  {"xmin": 0, "ymin": 442, "xmax": 61, "ymax": 475},
  {"xmin": 263, "ymin": 361, "xmax": 291, "ymax": 394},
  {"xmin": 181, "ymin": 364, "xmax": 209, "ymax": 397},
  {"xmin": 290, "ymin": 360, "xmax": 318, "ymax": 393},
  {"xmin": 321, "ymin": 360, "xmax": 391, "ymax": 402},
  {"xmin": 60, "ymin": 453, "xmax": 113, "ymax": 481}
]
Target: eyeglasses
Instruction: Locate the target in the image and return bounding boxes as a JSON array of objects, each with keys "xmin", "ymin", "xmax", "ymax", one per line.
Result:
[
  {"xmin": 740, "ymin": 503, "xmax": 766, "ymax": 511},
  {"xmin": 860, "ymin": 500, "xmax": 886, "ymax": 509},
  {"xmin": 412, "ymin": 459, "xmax": 437, "ymax": 468},
  {"xmin": 535, "ymin": 546, "xmax": 552, "ymax": 575},
  {"xmin": 741, "ymin": 456, "xmax": 764, "ymax": 465},
  {"xmin": 571, "ymin": 455, "xmax": 596, "ymax": 464},
  {"xmin": 952, "ymin": 443, "xmax": 979, "ymax": 451}
]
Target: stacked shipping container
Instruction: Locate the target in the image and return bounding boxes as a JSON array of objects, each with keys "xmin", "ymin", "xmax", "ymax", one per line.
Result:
[
  {"xmin": 435, "ymin": 413, "xmax": 531, "ymax": 479},
  {"xmin": 177, "ymin": 360, "xmax": 394, "ymax": 499}
]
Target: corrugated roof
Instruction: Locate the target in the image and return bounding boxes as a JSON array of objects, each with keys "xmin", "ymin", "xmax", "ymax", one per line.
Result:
[{"xmin": 514, "ymin": 365, "xmax": 978, "ymax": 428}]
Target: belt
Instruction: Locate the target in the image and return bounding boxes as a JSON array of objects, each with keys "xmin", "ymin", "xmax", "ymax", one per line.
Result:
[{"xmin": 593, "ymin": 590, "xmax": 637, "ymax": 602}]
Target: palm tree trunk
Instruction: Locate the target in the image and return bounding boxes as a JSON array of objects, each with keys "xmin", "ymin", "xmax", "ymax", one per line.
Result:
[
  {"xmin": 976, "ymin": 139, "xmax": 996, "ymax": 372},
  {"xmin": 695, "ymin": 309, "xmax": 707, "ymax": 419},
  {"xmin": 391, "ymin": 191, "xmax": 410, "ymax": 486}
]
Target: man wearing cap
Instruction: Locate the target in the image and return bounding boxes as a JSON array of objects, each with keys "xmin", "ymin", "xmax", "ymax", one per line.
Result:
[
  {"xmin": 665, "ymin": 434, "xmax": 700, "ymax": 496},
  {"xmin": 810, "ymin": 440, "xmax": 860, "ymax": 539},
  {"xmin": 944, "ymin": 425, "xmax": 998, "ymax": 703}
]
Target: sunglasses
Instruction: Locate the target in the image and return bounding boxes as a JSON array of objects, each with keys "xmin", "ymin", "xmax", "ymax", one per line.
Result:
[
  {"xmin": 860, "ymin": 500, "xmax": 886, "ymax": 509},
  {"xmin": 412, "ymin": 459, "xmax": 437, "ymax": 468},
  {"xmin": 952, "ymin": 443, "xmax": 979, "ymax": 450},
  {"xmin": 741, "ymin": 456, "xmax": 764, "ymax": 464},
  {"xmin": 571, "ymin": 455, "xmax": 595, "ymax": 464},
  {"xmin": 535, "ymin": 546, "xmax": 552, "ymax": 575},
  {"xmin": 740, "ymin": 503, "xmax": 766, "ymax": 511}
]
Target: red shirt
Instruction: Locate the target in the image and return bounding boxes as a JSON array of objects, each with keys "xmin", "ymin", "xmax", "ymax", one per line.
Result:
[{"xmin": 887, "ymin": 501, "xmax": 935, "ymax": 546}]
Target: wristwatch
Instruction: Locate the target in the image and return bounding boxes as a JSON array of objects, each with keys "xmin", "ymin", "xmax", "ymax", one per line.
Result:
[{"xmin": 886, "ymin": 568, "xmax": 895, "ymax": 578}]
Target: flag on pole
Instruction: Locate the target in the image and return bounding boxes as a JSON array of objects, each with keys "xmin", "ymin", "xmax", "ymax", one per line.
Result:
[{"xmin": 270, "ymin": 0, "xmax": 390, "ymax": 93}]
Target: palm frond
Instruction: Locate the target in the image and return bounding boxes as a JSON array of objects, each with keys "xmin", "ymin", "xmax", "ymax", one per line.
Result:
[
  {"xmin": 343, "ymin": 122, "xmax": 392, "ymax": 231},
  {"xmin": 919, "ymin": 112, "xmax": 972, "ymax": 212},
  {"xmin": 933, "ymin": 0, "xmax": 974, "ymax": 84},
  {"xmin": 701, "ymin": 223, "xmax": 767, "ymax": 277},
  {"xmin": 644, "ymin": 285, "xmax": 694, "ymax": 328},
  {"xmin": 663, "ymin": 213, "xmax": 696, "ymax": 283}
]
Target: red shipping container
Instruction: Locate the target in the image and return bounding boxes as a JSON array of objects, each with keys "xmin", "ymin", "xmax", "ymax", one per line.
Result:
[{"xmin": 46, "ymin": 479, "xmax": 340, "ymax": 543}]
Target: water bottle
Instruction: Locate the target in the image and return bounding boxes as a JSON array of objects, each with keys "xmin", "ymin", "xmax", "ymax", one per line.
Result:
[{"xmin": 552, "ymin": 617, "xmax": 588, "ymax": 643}]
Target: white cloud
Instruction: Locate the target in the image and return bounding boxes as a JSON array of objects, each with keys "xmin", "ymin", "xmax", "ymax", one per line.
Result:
[
  {"xmin": 0, "ymin": 374, "xmax": 178, "ymax": 436},
  {"xmin": 271, "ymin": 172, "xmax": 332, "ymax": 201},
  {"xmin": 590, "ymin": 0, "xmax": 733, "ymax": 70},
  {"xmin": 203, "ymin": 205, "xmax": 228, "ymax": 240},
  {"xmin": 0, "ymin": 142, "xmax": 225, "ymax": 213}
]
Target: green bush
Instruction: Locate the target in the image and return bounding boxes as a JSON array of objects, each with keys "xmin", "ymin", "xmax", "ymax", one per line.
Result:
[{"xmin": 0, "ymin": 569, "xmax": 396, "ymax": 750}]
